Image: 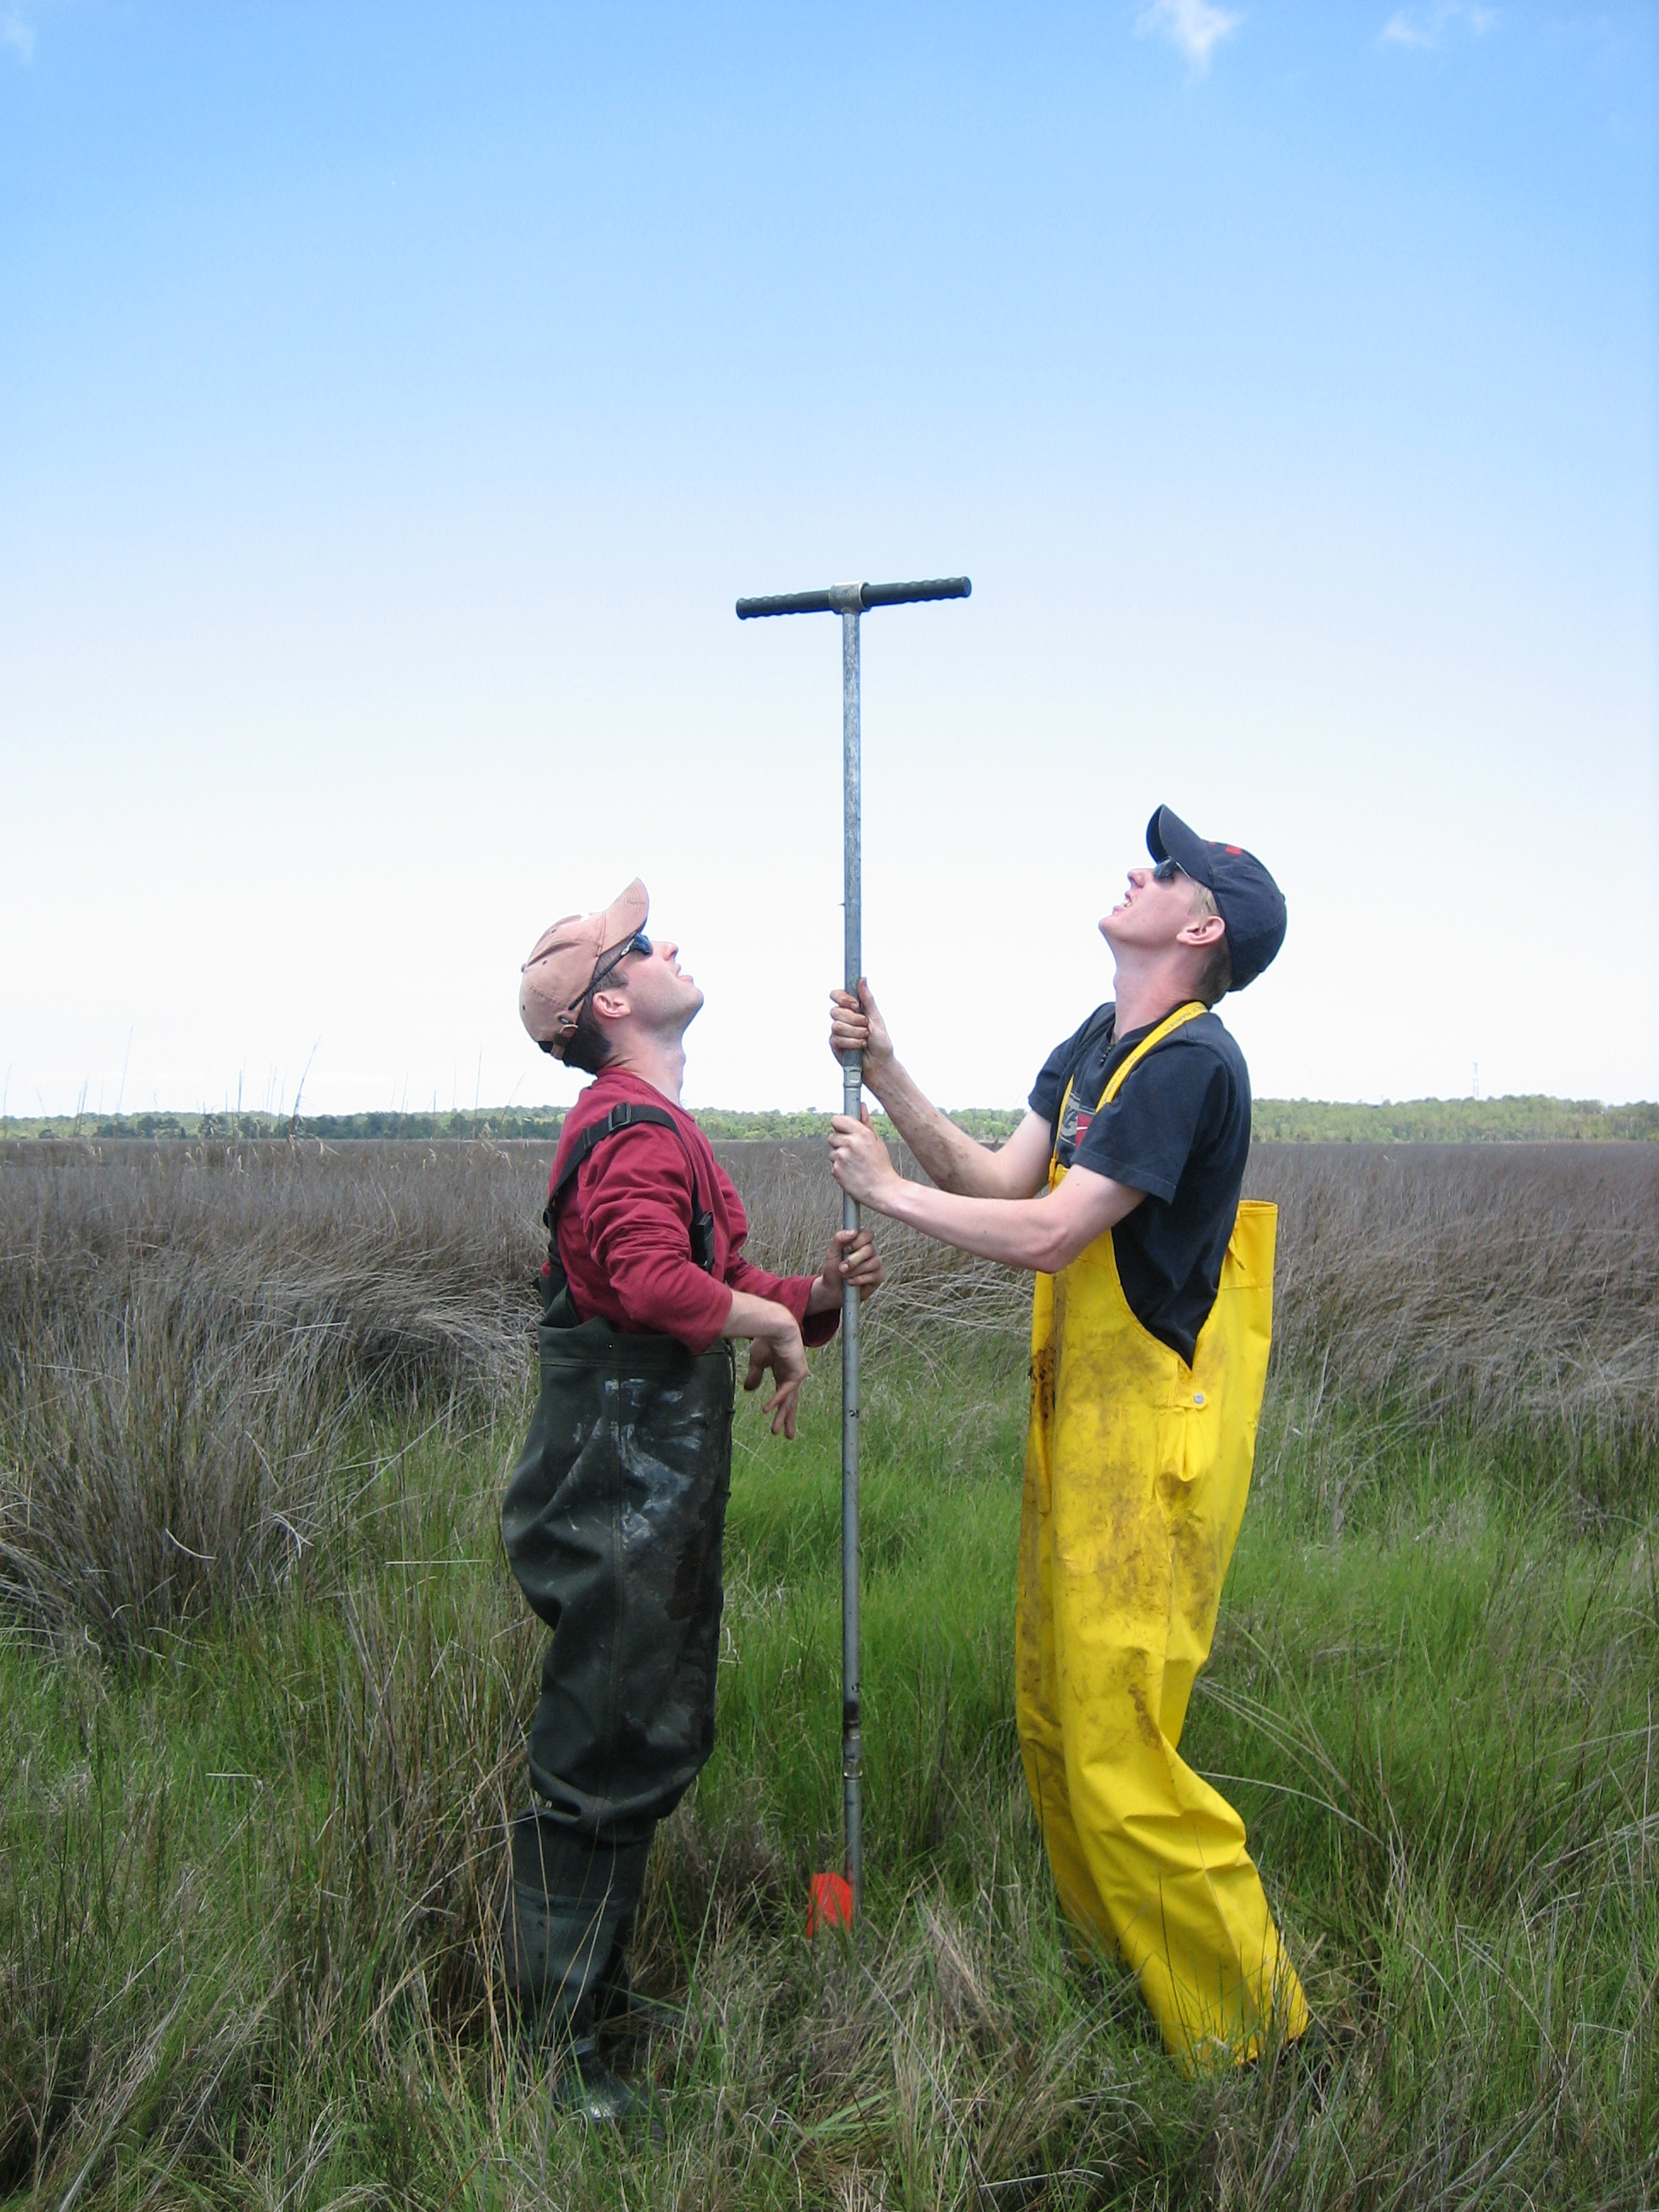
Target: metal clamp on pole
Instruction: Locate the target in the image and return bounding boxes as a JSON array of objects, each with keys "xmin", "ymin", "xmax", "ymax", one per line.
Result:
[{"xmin": 735, "ymin": 571, "xmax": 971, "ymax": 1921}]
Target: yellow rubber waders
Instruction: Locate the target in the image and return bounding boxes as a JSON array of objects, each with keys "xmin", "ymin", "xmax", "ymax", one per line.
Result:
[{"xmin": 1016, "ymin": 1002, "xmax": 1308, "ymax": 2071}]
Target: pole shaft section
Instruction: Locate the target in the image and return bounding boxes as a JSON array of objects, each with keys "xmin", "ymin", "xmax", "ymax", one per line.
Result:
[{"xmin": 840, "ymin": 607, "xmax": 864, "ymax": 1917}]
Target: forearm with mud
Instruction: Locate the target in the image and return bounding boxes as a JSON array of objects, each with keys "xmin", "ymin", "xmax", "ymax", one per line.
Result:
[
  {"xmin": 859, "ymin": 1057, "xmax": 1008, "ymax": 1196},
  {"xmin": 858, "ymin": 1170, "xmax": 1140, "ymax": 1274}
]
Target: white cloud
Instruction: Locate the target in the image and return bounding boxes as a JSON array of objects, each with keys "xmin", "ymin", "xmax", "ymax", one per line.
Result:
[
  {"xmin": 1381, "ymin": 3, "xmax": 1495, "ymax": 51},
  {"xmin": 1, "ymin": 10, "xmax": 34, "ymax": 61},
  {"xmin": 1137, "ymin": 0, "xmax": 1243, "ymax": 73}
]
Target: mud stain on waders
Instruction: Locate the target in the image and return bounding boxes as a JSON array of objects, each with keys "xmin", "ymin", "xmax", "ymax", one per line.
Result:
[
  {"xmin": 1032, "ymin": 1344, "xmax": 1056, "ymax": 1426},
  {"xmin": 1126, "ymin": 1680, "xmax": 1164, "ymax": 1752}
]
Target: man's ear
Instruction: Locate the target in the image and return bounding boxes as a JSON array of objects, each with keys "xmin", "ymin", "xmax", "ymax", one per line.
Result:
[
  {"xmin": 1177, "ymin": 912, "xmax": 1225, "ymax": 950},
  {"xmin": 588, "ymin": 987, "xmax": 632, "ymax": 1023}
]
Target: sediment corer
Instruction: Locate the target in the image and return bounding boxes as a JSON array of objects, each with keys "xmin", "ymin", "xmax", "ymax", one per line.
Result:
[{"xmin": 736, "ymin": 574, "xmax": 972, "ymax": 1922}]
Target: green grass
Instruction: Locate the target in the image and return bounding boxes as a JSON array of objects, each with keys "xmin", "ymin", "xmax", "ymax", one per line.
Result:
[{"xmin": 3, "ymin": 1349, "xmax": 1657, "ymax": 2207}]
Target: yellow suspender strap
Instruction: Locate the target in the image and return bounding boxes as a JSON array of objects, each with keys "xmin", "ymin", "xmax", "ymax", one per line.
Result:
[
  {"xmin": 1098, "ymin": 1000, "xmax": 1207, "ymax": 1108},
  {"xmin": 1050, "ymin": 1001, "xmax": 1207, "ymax": 1167}
]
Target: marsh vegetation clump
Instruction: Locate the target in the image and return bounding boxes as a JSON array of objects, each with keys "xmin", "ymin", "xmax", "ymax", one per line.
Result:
[{"xmin": 0, "ymin": 1134, "xmax": 1655, "ymax": 2205}]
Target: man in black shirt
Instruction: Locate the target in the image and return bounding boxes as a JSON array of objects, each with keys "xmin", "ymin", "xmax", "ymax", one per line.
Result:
[
  {"xmin": 1029, "ymin": 994, "xmax": 1252, "ymax": 1365},
  {"xmin": 828, "ymin": 805, "xmax": 1309, "ymax": 2072}
]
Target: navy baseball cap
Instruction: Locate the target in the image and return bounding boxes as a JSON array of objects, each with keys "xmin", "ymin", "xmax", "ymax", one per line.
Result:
[{"xmin": 1146, "ymin": 806, "xmax": 1287, "ymax": 992}]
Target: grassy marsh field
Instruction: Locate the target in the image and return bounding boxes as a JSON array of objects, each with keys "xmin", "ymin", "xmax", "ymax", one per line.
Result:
[{"xmin": 2, "ymin": 1137, "xmax": 1656, "ymax": 2209}]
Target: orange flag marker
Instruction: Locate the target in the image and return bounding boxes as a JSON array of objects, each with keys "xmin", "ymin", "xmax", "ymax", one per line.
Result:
[{"xmin": 806, "ymin": 1871, "xmax": 855, "ymax": 1937}]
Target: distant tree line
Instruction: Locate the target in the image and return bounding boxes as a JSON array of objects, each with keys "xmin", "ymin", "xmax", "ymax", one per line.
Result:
[
  {"xmin": 4, "ymin": 1097, "xmax": 1655, "ymax": 1146},
  {"xmin": 1249, "ymin": 1097, "xmax": 1659, "ymax": 1143}
]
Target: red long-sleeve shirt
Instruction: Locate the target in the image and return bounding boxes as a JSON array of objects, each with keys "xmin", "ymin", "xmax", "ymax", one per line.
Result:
[{"xmin": 548, "ymin": 1070, "xmax": 839, "ymax": 1356}]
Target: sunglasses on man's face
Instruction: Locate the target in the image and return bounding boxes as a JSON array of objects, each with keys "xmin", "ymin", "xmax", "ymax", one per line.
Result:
[
  {"xmin": 1151, "ymin": 859, "xmax": 1185, "ymax": 884},
  {"xmin": 576, "ymin": 932, "xmax": 654, "ymax": 1012}
]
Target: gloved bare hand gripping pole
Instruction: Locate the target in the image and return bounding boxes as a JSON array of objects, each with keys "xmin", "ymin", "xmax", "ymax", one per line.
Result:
[{"xmin": 736, "ymin": 575, "xmax": 971, "ymax": 1917}]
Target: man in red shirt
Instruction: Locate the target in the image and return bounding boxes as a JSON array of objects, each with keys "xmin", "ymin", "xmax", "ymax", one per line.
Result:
[{"xmin": 501, "ymin": 876, "xmax": 880, "ymax": 2122}]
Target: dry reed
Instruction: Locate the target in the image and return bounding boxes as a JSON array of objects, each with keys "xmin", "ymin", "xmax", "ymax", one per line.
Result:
[{"xmin": 1, "ymin": 1133, "xmax": 1654, "ymax": 1652}]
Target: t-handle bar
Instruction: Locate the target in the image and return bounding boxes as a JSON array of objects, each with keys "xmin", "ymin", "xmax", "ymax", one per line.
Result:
[{"xmin": 736, "ymin": 576, "xmax": 971, "ymax": 620}]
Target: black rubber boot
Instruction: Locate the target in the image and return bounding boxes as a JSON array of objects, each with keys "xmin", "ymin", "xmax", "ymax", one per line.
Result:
[
  {"xmin": 590, "ymin": 1927, "xmax": 685, "ymax": 2038},
  {"xmin": 549, "ymin": 2033, "xmax": 661, "ymax": 2132},
  {"xmin": 501, "ymin": 1818, "xmax": 652, "ymax": 2039}
]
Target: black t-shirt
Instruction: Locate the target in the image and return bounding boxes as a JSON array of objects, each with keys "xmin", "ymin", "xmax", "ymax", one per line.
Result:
[{"xmin": 1027, "ymin": 1002, "xmax": 1253, "ymax": 1365}]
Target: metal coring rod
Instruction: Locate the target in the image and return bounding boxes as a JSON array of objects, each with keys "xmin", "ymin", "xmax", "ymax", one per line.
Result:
[{"xmin": 735, "ymin": 574, "xmax": 971, "ymax": 1917}]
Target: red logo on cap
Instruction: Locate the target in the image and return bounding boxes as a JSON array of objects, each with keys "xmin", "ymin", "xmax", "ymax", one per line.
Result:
[{"xmin": 1224, "ymin": 844, "xmax": 1242, "ymax": 855}]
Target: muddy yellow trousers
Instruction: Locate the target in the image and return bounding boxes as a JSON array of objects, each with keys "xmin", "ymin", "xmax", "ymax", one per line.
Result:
[{"xmin": 1016, "ymin": 1006, "xmax": 1308, "ymax": 2070}]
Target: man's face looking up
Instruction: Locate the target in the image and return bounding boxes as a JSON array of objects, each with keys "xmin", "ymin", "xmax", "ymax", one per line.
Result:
[
  {"xmin": 1099, "ymin": 861, "xmax": 1222, "ymax": 958},
  {"xmin": 591, "ymin": 934, "xmax": 706, "ymax": 1034}
]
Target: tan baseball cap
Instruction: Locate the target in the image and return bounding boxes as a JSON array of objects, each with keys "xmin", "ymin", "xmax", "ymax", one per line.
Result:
[{"xmin": 519, "ymin": 877, "xmax": 649, "ymax": 1056}]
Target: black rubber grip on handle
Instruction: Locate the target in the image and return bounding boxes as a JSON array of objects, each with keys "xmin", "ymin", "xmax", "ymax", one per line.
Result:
[
  {"xmin": 858, "ymin": 576, "xmax": 971, "ymax": 608},
  {"xmin": 736, "ymin": 575, "xmax": 971, "ymax": 619},
  {"xmin": 735, "ymin": 587, "xmax": 836, "ymax": 618}
]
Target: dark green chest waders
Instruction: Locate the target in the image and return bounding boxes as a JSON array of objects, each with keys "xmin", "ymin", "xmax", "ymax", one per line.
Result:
[{"xmin": 499, "ymin": 1103, "xmax": 736, "ymax": 2034}]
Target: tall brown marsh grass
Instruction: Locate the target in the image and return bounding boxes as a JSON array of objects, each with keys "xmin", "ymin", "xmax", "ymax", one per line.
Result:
[{"xmin": 3, "ymin": 1134, "xmax": 1650, "ymax": 1650}]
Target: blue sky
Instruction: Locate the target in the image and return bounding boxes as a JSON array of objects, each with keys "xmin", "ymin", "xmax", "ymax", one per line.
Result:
[{"xmin": 3, "ymin": 1, "xmax": 1654, "ymax": 1118}]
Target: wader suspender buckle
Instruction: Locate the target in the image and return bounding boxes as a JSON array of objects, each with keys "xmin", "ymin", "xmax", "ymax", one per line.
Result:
[{"xmin": 543, "ymin": 1103, "xmax": 718, "ymax": 1278}]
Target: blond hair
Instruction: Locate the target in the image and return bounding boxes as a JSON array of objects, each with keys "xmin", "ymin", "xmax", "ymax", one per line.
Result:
[{"xmin": 1189, "ymin": 880, "xmax": 1232, "ymax": 1007}]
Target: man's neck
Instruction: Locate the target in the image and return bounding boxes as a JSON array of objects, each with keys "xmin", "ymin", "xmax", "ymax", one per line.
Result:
[
  {"xmin": 1110, "ymin": 952, "xmax": 1204, "ymax": 1039},
  {"xmin": 606, "ymin": 1034, "xmax": 688, "ymax": 1106}
]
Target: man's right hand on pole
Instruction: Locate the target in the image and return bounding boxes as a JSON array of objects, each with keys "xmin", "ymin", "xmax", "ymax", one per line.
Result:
[
  {"xmin": 828, "ymin": 976, "xmax": 1055, "ymax": 1203},
  {"xmin": 829, "ymin": 979, "xmax": 894, "ymax": 1091}
]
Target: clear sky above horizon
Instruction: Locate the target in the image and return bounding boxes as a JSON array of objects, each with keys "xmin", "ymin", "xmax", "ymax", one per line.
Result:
[{"xmin": 3, "ymin": 2, "xmax": 1655, "ymax": 1121}]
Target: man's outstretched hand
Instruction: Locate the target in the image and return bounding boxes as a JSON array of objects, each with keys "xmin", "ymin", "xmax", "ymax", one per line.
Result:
[
  {"xmin": 739, "ymin": 1227, "xmax": 883, "ymax": 1441},
  {"xmin": 829, "ymin": 1105, "xmax": 901, "ymax": 1211},
  {"xmin": 742, "ymin": 1324, "xmax": 810, "ymax": 1440},
  {"xmin": 807, "ymin": 1225, "xmax": 885, "ymax": 1312},
  {"xmin": 829, "ymin": 979, "xmax": 894, "ymax": 1084}
]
